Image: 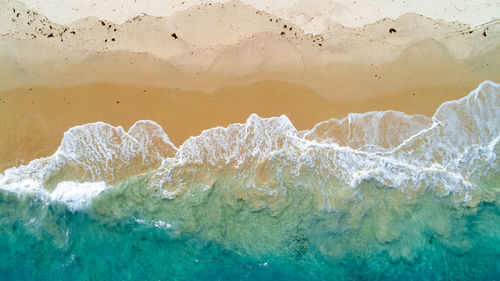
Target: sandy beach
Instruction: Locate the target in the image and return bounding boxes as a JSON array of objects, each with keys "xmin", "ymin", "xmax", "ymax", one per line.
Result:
[
  {"xmin": 0, "ymin": 78, "xmax": 489, "ymax": 171},
  {"xmin": 1, "ymin": 0, "xmax": 499, "ymax": 171},
  {"xmin": 1, "ymin": 0, "xmax": 500, "ymax": 279}
]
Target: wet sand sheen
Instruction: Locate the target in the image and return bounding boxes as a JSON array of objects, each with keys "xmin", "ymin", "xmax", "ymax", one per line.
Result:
[
  {"xmin": 2, "ymin": 0, "xmax": 499, "ymax": 174},
  {"xmin": 0, "ymin": 80, "xmax": 475, "ymax": 171}
]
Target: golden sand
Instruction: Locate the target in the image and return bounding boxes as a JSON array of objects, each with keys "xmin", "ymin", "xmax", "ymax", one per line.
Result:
[
  {"xmin": 0, "ymin": 79, "xmax": 479, "ymax": 171},
  {"xmin": 1, "ymin": 0, "xmax": 499, "ymax": 171}
]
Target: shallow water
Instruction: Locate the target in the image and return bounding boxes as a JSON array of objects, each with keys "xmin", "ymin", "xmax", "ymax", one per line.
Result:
[
  {"xmin": 1, "ymin": 178, "xmax": 499, "ymax": 280},
  {"xmin": 0, "ymin": 81, "xmax": 499, "ymax": 280}
]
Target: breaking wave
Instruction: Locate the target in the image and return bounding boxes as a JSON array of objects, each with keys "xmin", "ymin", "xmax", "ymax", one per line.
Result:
[
  {"xmin": 1, "ymin": 81, "xmax": 499, "ymax": 280},
  {"xmin": 1, "ymin": 81, "xmax": 499, "ymax": 206}
]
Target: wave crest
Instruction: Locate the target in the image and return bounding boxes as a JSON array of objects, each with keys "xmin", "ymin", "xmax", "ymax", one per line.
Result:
[
  {"xmin": 1, "ymin": 120, "xmax": 176, "ymax": 189},
  {"xmin": 1, "ymin": 81, "xmax": 499, "ymax": 209},
  {"xmin": 302, "ymin": 111, "xmax": 433, "ymax": 152}
]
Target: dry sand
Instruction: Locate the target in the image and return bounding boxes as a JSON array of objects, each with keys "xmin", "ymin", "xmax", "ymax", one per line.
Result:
[{"xmin": 13, "ymin": 0, "xmax": 500, "ymax": 33}]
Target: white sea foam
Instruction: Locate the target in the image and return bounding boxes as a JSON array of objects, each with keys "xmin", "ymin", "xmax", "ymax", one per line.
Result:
[
  {"xmin": 134, "ymin": 218, "xmax": 173, "ymax": 229},
  {"xmin": 0, "ymin": 178, "xmax": 108, "ymax": 211},
  {"xmin": 50, "ymin": 181, "xmax": 108, "ymax": 211},
  {"xmin": 0, "ymin": 81, "xmax": 499, "ymax": 207},
  {"xmin": 156, "ymin": 81, "xmax": 500, "ymax": 199},
  {"xmin": 176, "ymin": 114, "xmax": 297, "ymax": 166},
  {"xmin": 0, "ymin": 120, "xmax": 176, "ymax": 187},
  {"xmin": 302, "ymin": 111, "xmax": 433, "ymax": 152}
]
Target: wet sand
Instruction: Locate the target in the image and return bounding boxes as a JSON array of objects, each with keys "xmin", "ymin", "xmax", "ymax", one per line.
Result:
[
  {"xmin": 1, "ymin": 0, "xmax": 499, "ymax": 171},
  {"xmin": 0, "ymin": 80, "xmax": 478, "ymax": 171}
]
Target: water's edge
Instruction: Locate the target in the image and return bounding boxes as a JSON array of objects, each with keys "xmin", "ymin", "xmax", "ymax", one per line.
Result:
[{"xmin": 0, "ymin": 81, "xmax": 499, "ymax": 280}]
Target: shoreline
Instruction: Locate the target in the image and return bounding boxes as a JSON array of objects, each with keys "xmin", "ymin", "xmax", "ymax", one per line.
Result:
[
  {"xmin": 0, "ymin": 80, "xmax": 487, "ymax": 172},
  {"xmin": 1, "ymin": 0, "xmax": 499, "ymax": 171}
]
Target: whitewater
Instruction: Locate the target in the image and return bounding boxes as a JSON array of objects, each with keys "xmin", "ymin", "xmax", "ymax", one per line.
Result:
[{"xmin": 0, "ymin": 81, "xmax": 499, "ymax": 280}]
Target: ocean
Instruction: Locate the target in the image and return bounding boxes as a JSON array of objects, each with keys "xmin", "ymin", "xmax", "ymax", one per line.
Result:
[{"xmin": 0, "ymin": 81, "xmax": 499, "ymax": 280}]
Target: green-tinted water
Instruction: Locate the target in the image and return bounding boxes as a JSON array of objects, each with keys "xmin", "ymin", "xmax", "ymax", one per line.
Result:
[
  {"xmin": 1, "ymin": 81, "xmax": 499, "ymax": 280},
  {"xmin": 1, "ymin": 175, "xmax": 499, "ymax": 281}
]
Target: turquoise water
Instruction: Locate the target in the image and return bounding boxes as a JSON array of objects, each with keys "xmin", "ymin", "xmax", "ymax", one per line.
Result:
[
  {"xmin": 0, "ymin": 177, "xmax": 499, "ymax": 280},
  {"xmin": 1, "ymin": 81, "xmax": 499, "ymax": 280}
]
